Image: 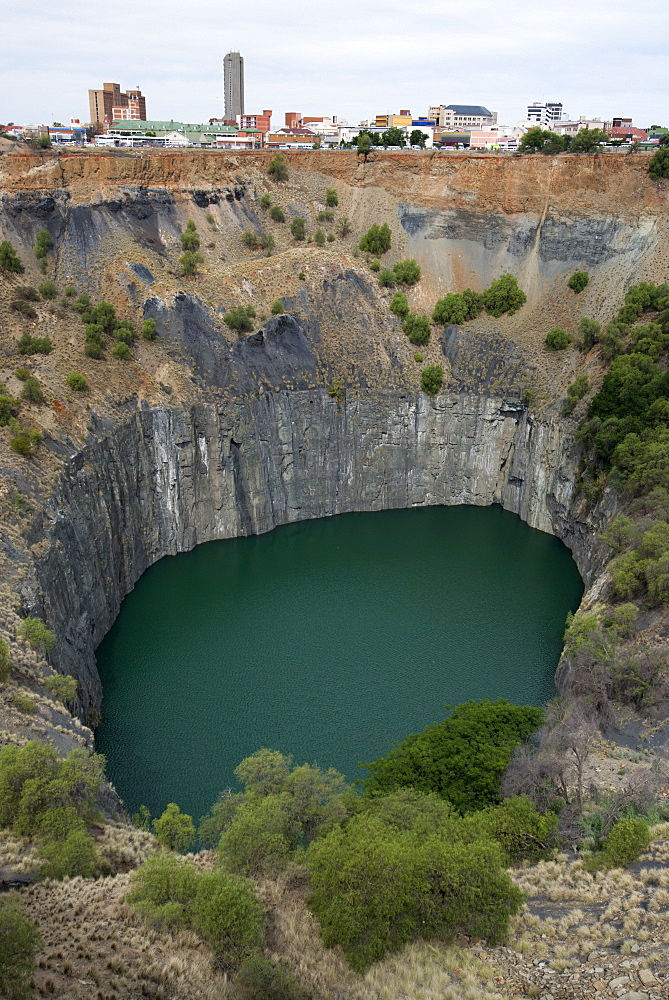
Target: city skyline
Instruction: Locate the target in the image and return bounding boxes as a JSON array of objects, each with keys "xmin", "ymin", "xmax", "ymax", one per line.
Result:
[{"xmin": 1, "ymin": 0, "xmax": 666, "ymax": 128}]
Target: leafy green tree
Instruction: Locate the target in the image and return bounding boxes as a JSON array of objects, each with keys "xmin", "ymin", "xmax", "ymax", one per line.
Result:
[
  {"xmin": 153, "ymin": 802, "xmax": 195, "ymax": 852},
  {"xmin": 562, "ymin": 372, "xmax": 590, "ymax": 415},
  {"xmin": 34, "ymin": 230, "xmax": 53, "ymax": 259},
  {"xmin": 356, "ymin": 133, "xmax": 373, "ymax": 161},
  {"xmin": 578, "ymin": 317, "xmax": 601, "ymax": 352},
  {"xmin": 218, "ymin": 795, "xmax": 296, "ymax": 876},
  {"xmin": 181, "ymin": 225, "xmax": 200, "ymax": 251},
  {"xmin": 224, "ymin": 305, "xmax": 256, "ymax": 333},
  {"xmin": 89, "ymin": 301, "xmax": 116, "ymax": 333},
  {"xmin": 66, "ymin": 372, "xmax": 88, "ymax": 391},
  {"xmin": 568, "ymin": 270, "xmax": 589, "ymax": 293},
  {"xmin": 111, "ymin": 341, "xmax": 131, "ymax": 360},
  {"xmin": 359, "ymin": 223, "xmax": 391, "ymax": 255},
  {"xmin": 142, "ymin": 318, "xmax": 157, "ymax": 340},
  {"xmin": 271, "ymin": 300, "xmax": 284, "ymax": 315},
  {"xmin": 0, "ymin": 638, "xmax": 10, "ymax": 684},
  {"xmin": 0, "ymin": 395, "xmax": 17, "ymax": 427},
  {"xmin": 290, "ymin": 217, "xmax": 306, "ymax": 241},
  {"xmin": 482, "ymin": 274, "xmax": 527, "ymax": 317},
  {"xmin": 20, "ymin": 377, "xmax": 44, "ymax": 404},
  {"xmin": 268, "ymin": 154, "xmax": 288, "ymax": 181},
  {"xmin": 235, "ymin": 955, "xmax": 308, "ymax": 1000},
  {"xmin": 314, "ymin": 229, "xmax": 326, "ymax": 247},
  {"xmin": 0, "ymin": 241, "xmax": 24, "ymax": 274},
  {"xmin": 39, "ymin": 829, "xmax": 98, "ymax": 879},
  {"xmin": 389, "ymin": 291, "xmax": 410, "ymax": 318},
  {"xmin": 0, "ymin": 896, "xmax": 41, "ymax": 1000},
  {"xmin": 369, "ymin": 259, "xmax": 381, "ymax": 272},
  {"xmin": 393, "ymin": 259, "xmax": 421, "ymax": 285},
  {"xmin": 37, "ymin": 134, "xmax": 51, "ymax": 149},
  {"xmin": 402, "ymin": 314, "xmax": 431, "ymax": 346},
  {"xmin": 34, "ymin": 805, "xmax": 85, "ymax": 842},
  {"xmin": 17, "ymin": 616, "xmax": 55, "ymax": 653},
  {"xmin": 17, "ymin": 333, "xmax": 52, "ymax": 355},
  {"xmin": 325, "ymin": 188, "xmax": 338, "ymax": 207},
  {"xmin": 432, "ymin": 293, "xmax": 469, "ymax": 325},
  {"xmin": 545, "ymin": 327, "xmax": 572, "ymax": 350},
  {"xmin": 571, "ymin": 128, "xmax": 608, "ymax": 153},
  {"xmin": 519, "ymin": 127, "xmax": 565, "ymax": 153},
  {"xmin": 43, "ymin": 674, "xmax": 78, "ymax": 704},
  {"xmin": 180, "ymin": 250, "xmax": 203, "ymax": 276},
  {"xmin": 649, "ymin": 147, "xmax": 669, "ymax": 180},
  {"xmin": 409, "ymin": 130, "xmax": 428, "ymax": 148},
  {"xmin": 127, "ymin": 853, "xmax": 200, "ymax": 926},
  {"xmin": 190, "ymin": 870, "xmax": 265, "ymax": 966},
  {"xmin": 235, "ymin": 749, "xmax": 293, "ymax": 796},
  {"xmin": 588, "ymin": 817, "xmax": 650, "ymax": 870},
  {"xmin": 377, "ymin": 269, "xmax": 396, "ymax": 287},
  {"xmin": 380, "ymin": 127, "xmax": 406, "ymax": 148},
  {"xmin": 260, "ymin": 193, "xmax": 272, "ymax": 209},
  {"xmin": 38, "ymin": 280, "xmax": 57, "ymax": 299},
  {"xmin": 269, "ymin": 205, "xmax": 285, "ymax": 223},
  {"xmin": 362, "ymin": 699, "xmax": 543, "ymax": 811},
  {"xmin": 420, "ymin": 364, "xmax": 444, "ymax": 395}
]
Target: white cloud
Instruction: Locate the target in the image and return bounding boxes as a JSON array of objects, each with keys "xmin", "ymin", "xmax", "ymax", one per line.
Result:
[{"xmin": 1, "ymin": 0, "xmax": 667, "ymax": 127}]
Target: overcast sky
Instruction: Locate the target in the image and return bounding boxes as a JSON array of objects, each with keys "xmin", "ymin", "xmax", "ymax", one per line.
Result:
[{"xmin": 2, "ymin": 0, "xmax": 667, "ymax": 128}]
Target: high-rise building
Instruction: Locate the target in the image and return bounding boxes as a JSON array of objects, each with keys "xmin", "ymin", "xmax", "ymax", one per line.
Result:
[
  {"xmin": 527, "ymin": 102, "xmax": 563, "ymax": 125},
  {"xmin": 88, "ymin": 83, "xmax": 146, "ymax": 124},
  {"xmin": 223, "ymin": 52, "xmax": 244, "ymax": 122}
]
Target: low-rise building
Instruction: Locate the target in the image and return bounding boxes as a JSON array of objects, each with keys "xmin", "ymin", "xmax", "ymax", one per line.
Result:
[
  {"xmin": 429, "ymin": 105, "xmax": 497, "ymax": 129},
  {"xmin": 526, "ymin": 101, "xmax": 563, "ymax": 125},
  {"xmin": 104, "ymin": 119, "xmax": 261, "ymax": 148},
  {"xmin": 552, "ymin": 117, "xmax": 606, "ymax": 136}
]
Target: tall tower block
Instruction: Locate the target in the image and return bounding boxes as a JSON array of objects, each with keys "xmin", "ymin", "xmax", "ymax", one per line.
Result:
[{"xmin": 223, "ymin": 51, "xmax": 245, "ymax": 121}]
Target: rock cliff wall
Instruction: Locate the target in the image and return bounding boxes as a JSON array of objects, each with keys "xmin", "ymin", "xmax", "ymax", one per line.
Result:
[{"xmin": 32, "ymin": 389, "xmax": 603, "ymax": 721}]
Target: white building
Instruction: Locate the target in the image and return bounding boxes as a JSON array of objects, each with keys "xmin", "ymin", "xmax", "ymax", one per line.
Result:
[{"xmin": 526, "ymin": 102, "xmax": 564, "ymax": 125}]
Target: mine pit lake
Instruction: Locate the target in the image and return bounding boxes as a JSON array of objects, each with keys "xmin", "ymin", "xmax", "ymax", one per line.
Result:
[{"xmin": 95, "ymin": 505, "xmax": 584, "ymax": 820}]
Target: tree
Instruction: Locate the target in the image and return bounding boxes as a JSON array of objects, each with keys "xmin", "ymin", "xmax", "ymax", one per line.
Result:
[
  {"xmin": 380, "ymin": 127, "xmax": 406, "ymax": 148},
  {"xmin": 393, "ymin": 259, "xmax": 421, "ymax": 285},
  {"xmin": 127, "ymin": 852, "xmax": 200, "ymax": 927},
  {"xmin": 578, "ymin": 317, "xmax": 601, "ymax": 352},
  {"xmin": 269, "ymin": 205, "xmax": 285, "ymax": 222},
  {"xmin": 325, "ymin": 188, "xmax": 338, "ymax": 207},
  {"xmin": 0, "ymin": 638, "xmax": 10, "ymax": 684},
  {"xmin": 37, "ymin": 134, "xmax": 52, "ymax": 149},
  {"xmin": 89, "ymin": 301, "xmax": 117, "ymax": 333},
  {"xmin": 235, "ymin": 955, "xmax": 308, "ymax": 1000},
  {"xmin": 142, "ymin": 318, "xmax": 157, "ymax": 340},
  {"xmin": 389, "ymin": 291, "xmax": 409, "ymax": 318},
  {"xmin": 180, "ymin": 250, "xmax": 203, "ymax": 276},
  {"xmin": 0, "ymin": 241, "xmax": 24, "ymax": 274},
  {"xmin": 268, "ymin": 154, "xmax": 288, "ymax": 181},
  {"xmin": 356, "ymin": 133, "xmax": 373, "ymax": 161},
  {"xmin": 362, "ymin": 699, "xmax": 543, "ymax": 812},
  {"xmin": 39, "ymin": 829, "xmax": 98, "ymax": 879},
  {"xmin": 377, "ymin": 269, "xmax": 396, "ymax": 287},
  {"xmin": 20, "ymin": 377, "xmax": 44, "ymax": 404},
  {"xmin": 181, "ymin": 225, "xmax": 200, "ymax": 251},
  {"xmin": 190, "ymin": 870, "xmax": 265, "ymax": 967},
  {"xmin": 402, "ymin": 314, "xmax": 431, "ymax": 346},
  {"xmin": 545, "ymin": 327, "xmax": 572, "ymax": 350},
  {"xmin": 518, "ymin": 127, "xmax": 565, "ymax": 154},
  {"xmin": 649, "ymin": 147, "xmax": 669, "ymax": 180},
  {"xmin": 112, "ymin": 341, "xmax": 131, "ymax": 360},
  {"xmin": 224, "ymin": 305, "xmax": 256, "ymax": 334},
  {"xmin": 290, "ymin": 217, "xmax": 306, "ymax": 241},
  {"xmin": 410, "ymin": 129, "xmax": 428, "ymax": 148},
  {"xmin": 17, "ymin": 616, "xmax": 56, "ymax": 653},
  {"xmin": 43, "ymin": 674, "xmax": 78, "ymax": 704},
  {"xmin": 34, "ymin": 230, "xmax": 52, "ymax": 260},
  {"xmin": 570, "ymin": 128, "xmax": 608, "ymax": 153},
  {"xmin": 271, "ymin": 299, "xmax": 284, "ymax": 315},
  {"xmin": 568, "ymin": 270, "xmax": 589, "ymax": 293},
  {"xmin": 420, "ymin": 365, "xmax": 444, "ymax": 396},
  {"xmin": 359, "ymin": 223, "xmax": 391, "ymax": 256},
  {"xmin": 0, "ymin": 897, "xmax": 41, "ymax": 1000},
  {"xmin": 153, "ymin": 802, "xmax": 195, "ymax": 852},
  {"xmin": 260, "ymin": 193, "xmax": 272, "ymax": 209},
  {"xmin": 482, "ymin": 274, "xmax": 527, "ymax": 316},
  {"xmin": 433, "ymin": 293, "xmax": 469, "ymax": 326},
  {"xmin": 314, "ymin": 229, "xmax": 326, "ymax": 247}
]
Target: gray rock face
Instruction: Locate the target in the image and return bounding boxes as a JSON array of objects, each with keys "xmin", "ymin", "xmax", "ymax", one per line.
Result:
[{"xmin": 33, "ymin": 389, "xmax": 604, "ymax": 721}]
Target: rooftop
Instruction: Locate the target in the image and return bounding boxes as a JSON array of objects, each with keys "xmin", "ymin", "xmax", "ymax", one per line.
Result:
[{"xmin": 445, "ymin": 105, "xmax": 493, "ymax": 117}]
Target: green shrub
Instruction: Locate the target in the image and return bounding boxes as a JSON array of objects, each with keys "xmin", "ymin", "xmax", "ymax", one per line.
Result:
[
  {"xmin": 290, "ymin": 218, "xmax": 306, "ymax": 241},
  {"xmin": 34, "ymin": 806, "xmax": 86, "ymax": 842},
  {"xmin": 217, "ymin": 796, "xmax": 294, "ymax": 876},
  {"xmin": 482, "ymin": 274, "xmax": 527, "ymax": 317},
  {"xmin": 568, "ymin": 270, "xmax": 589, "ymax": 293},
  {"xmin": 43, "ymin": 674, "xmax": 78, "ymax": 704},
  {"xmin": 111, "ymin": 342, "xmax": 131, "ymax": 360},
  {"xmin": 578, "ymin": 317, "xmax": 601, "ymax": 351},
  {"xmin": 314, "ymin": 229, "xmax": 326, "ymax": 247},
  {"xmin": 0, "ymin": 395, "xmax": 17, "ymax": 427},
  {"xmin": 10, "ymin": 436, "xmax": 33, "ymax": 456},
  {"xmin": 414, "ymin": 352, "xmax": 423, "ymax": 362},
  {"xmin": 38, "ymin": 280, "xmax": 57, "ymax": 300},
  {"xmin": 73, "ymin": 293, "xmax": 91, "ymax": 313},
  {"xmin": 433, "ymin": 293, "xmax": 468, "ymax": 325},
  {"xmin": 0, "ymin": 897, "xmax": 41, "ymax": 1000},
  {"xmin": 378, "ymin": 268, "xmax": 396, "ymax": 288},
  {"xmin": 337, "ymin": 217, "xmax": 352, "ymax": 237},
  {"xmin": 269, "ymin": 205, "xmax": 285, "ymax": 223},
  {"xmin": 179, "ymin": 250, "xmax": 203, "ymax": 276},
  {"xmin": 327, "ymin": 233, "xmax": 335, "ymax": 242},
  {"xmin": 17, "ymin": 333, "xmax": 52, "ymax": 355},
  {"xmin": 66, "ymin": 372, "xmax": 88, "ymax": 391},
  {"xmin": 271, "ymin": 300, "xmax": 284, "ymax": 315},
  {"xmin": 142, "ymin": 318, "xmax": 157, "ymax": 340},
  {"xmin": 180, "ymin": 225, "xmax": 200, "ymax": 252},
  {"xmin": 420, "ymin": 364, "xmax": 444, "ymax": 395},
  {"xmin": 260, "ymin": 193, "xmax": 272, "ymax": 209},
  {"xmin": 317, "ymin": 209, "xmax": 334, "ymax": 222},
  {"xmin": 17, "ymin": 616, "xmax": 56, "ymax": 653},
  {"xmin": 34, "ymin": 230, "xmax": 53, "ymax": 259},
  {"xmin": 11, "ymin": 300, "xmax": 37, "ymax": 319},
  {"xmin": 0, "ymin": 240, "xmax": 24, "ymax": 273},
  {"xmin": 268, "ymin": 155, "xmax": 288, "ymax": 181},
  {"xmin": 153, "ymin": 802, "xmax": 195, "ymax": 852},
  {"xmin": 0, "ymin": 638, "xmax": 9, "ymax": 685},
  {"xmin": 190, "ymin": 870, "xmax": 265, "ymax": 966},
  {"xmin": 393, "ymin": 259, "xmax": 421, "ymax": 286},
  {"xmin": 325, "ymin": 188, "xmax": 338, "ymax": 208},
  {"xmin": 402, "ymin": 313, "xmax": 430, "ymax": 346},
  {"xmin": 562, "ymin": 372, "xmax": 590, "ymax": 414},
  {"xmin": 224, "ymin": 305, "xmax": 256, "ymax": 334},
  {"xmin": 588, "ymin": 817, "xmax": 650, "ymax": 870},
  {"xmin": 14, "ymin": 287, "xmax": 40, "ymax": 302},
  {"xmin": 39, "ymin": 830, "xmax": 98, "ymax": 880},
  {"xmin": 359, "ymin": 223, "xmax": 391, "ymax": 256},
  {"xmin": 389, "ymin": 292, "xmax": 410, "ymax": 319},
  {"xmin": 236, "ymin": 955, "xmax": 308, "ymax": 1000},
  {"xmin": 545, "ymin": 327, "xmax": 572, "ymax": 350},
  {"xmin": 127, "ymin": 853, "xmax": 200, "ymax": 926},
  {"xmin": 648, "ymin": 147, "xmax": 669, "ymax": 180},
  {"xmin": 10, "ymin": 694, "xmax": 35, "ymax": 714},
  {"xmin": 64, "ymin": 285, "xmax": 76, "ymax": 297},
  {"xmin": 14, "ymin": 368, "xmax": 31, "ymax": 381},
  {"xmin": 20, "ymin": 377, "xmax": 44, "ymax": 404},
  {"xmin": 369, "ymin": 259, "xmax": 381, "ymax": 272}
]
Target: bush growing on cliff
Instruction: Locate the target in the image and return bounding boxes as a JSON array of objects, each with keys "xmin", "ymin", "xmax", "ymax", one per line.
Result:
[
  {"xmin": 268, "ymin": 154, "xmax": 288, "ymax": 182},
  {"xmin": 43, "ymin": 674, "xmax": 78, "ymax": 704},
  {"xmin": 224, "ymin": 305, "xmax": 256, "ymax": 334},
  {"xmin": 314, "ymin": 229, "xmax": 326, "ymax": 247},
  {"xmin": 649, "ymin": 147, "xmax": 669, "ymax": 180},
  {"xmin": 0, "ymin": 639, "xmax": 9, "ymax": 684},
  {"xmin": 389, "ymin": 291, "xmax": 409, "ymax": 319},
  {"xmin": 0, "ymin": 240, "xmax": 24, "ymax": 274},
  {"xmin": 482, "ymin": 274, "xmax": 527, "ymax": 317},
  {"xmin": 545, "ymin": 327, "xmax": 572, "ymax": 350},
  {"xmin": 0, "ymin": 897, "xmax": 41, "ymax": 1000},
  {"xmin": 270, "ymin": 300, "xmax": 284, "ymax": 315},
  {"xmin": 562, "ymin": 373, "xmax": 590, "ymax": 415},
  {"xmin": 38, "ymin": 279, "xmax": 57, "ymax": 300},
  {"xmin": 260, "ymin": 193, "xmax": 272, "ymax": 209},
  {"xmin": 578, "ymin": 317, "xmax": 601, "ymax": 352},
  {"xmin": 181, "ymin": 223, "xmax": 200, "ymax": 252},
  {"xmin": 17, "ymin": 616, "xmax": 56, "ymax": 653},
  {"xmin": 420, "ymin": 364, "xmax": 444, "ymax": 396},
  {"xmin": 269, "ymin": 205, "xmax": 285, "ymax": 223},
  {"xmin": 568, "ymin": 270, "xmax": 589, "ymax": 294},
  {"xmin": 17, "ymin": 333, "xmax": 52, "ymax": 355},
  {"xmin": 393, "ymin": 259, "xmax": 421, "ymax": 286},
  {"xmin": 325, "ymin": 188, "xmax": 338, "ymax": 208},
  {"xmin": 290, "ymin": 218, "xmax": 306, "ymax": 241},
  {"xmin": 359, "ymin": 223, "xmax": 391, "ymax": 256},
  {"xmin": 142, "ymin": 318, "xmax": 157, "ymax": 340},
  {"xmin": 153, "ymin": 802, "xmax": 195, "ymax": 852},
  {"xmin": 433, "ymin": 289, "xmax": 485, "ymax": 326},
  {"xmin": 34, "ymin": 230, "xmax": 53, "ymax": 260},
  {"xmin": 66, "ymin": 372, "xmax": 88, "ymax": 391},
  {"xmin": 179, "ymin": 250, "xmax": 203, "ymax": 276},
  {"xmin": 402, "ymin": 313, "xmax": 430, "ymax": 346},
  {"xmin": 377, "ymin": 268, "xmax": 396, "ymax": 288},
  {"xmin": 20, "ymin": 377, "xmax": 44, "ymax": 405}
]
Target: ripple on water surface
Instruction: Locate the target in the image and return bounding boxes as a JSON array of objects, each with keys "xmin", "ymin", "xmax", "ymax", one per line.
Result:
[{"xmin": 95, "ymin": 505, "xmax": 584, "ymax": 819}]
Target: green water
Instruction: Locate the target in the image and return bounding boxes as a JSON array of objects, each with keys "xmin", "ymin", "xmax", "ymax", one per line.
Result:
[{"xmin": 95, "ymin": 505, "xmax": 583, "ymax": 820}]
